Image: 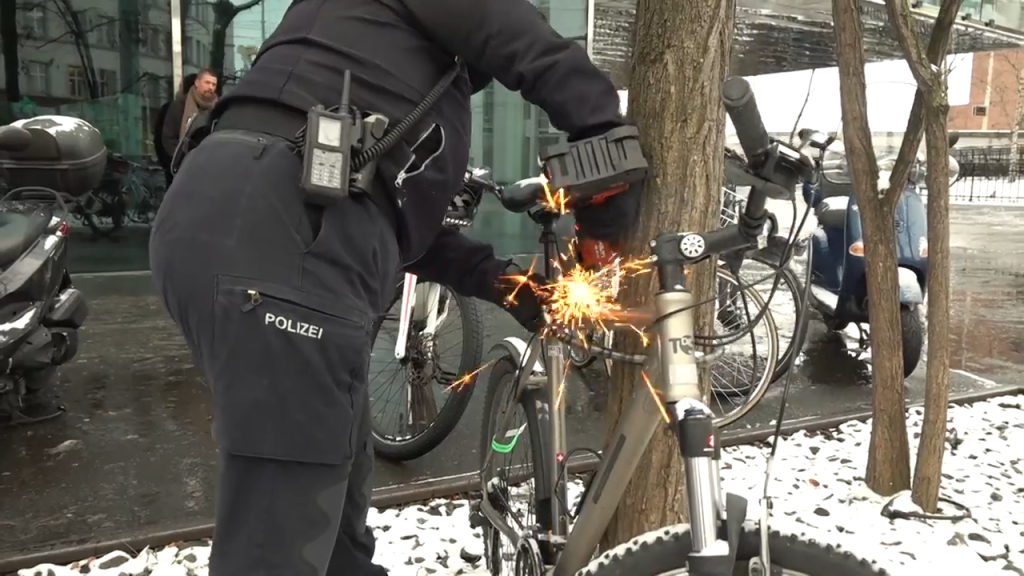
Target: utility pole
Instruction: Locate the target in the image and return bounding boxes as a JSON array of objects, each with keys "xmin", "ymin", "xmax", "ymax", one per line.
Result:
[{"xmin": 260, "ymin": 0, "xmax": 266, "ymax": 43}]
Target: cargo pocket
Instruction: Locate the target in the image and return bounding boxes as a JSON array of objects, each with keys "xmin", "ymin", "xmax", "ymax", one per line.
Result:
[
  {"xmin": 210, "ymin": 275, "xmax": 371, "ymax": 465},
  {"xmin": 395, "ymin": 124, "xmax": 445, "ymax": 187}
]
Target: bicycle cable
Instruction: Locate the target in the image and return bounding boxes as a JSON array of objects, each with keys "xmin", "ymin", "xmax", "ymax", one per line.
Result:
[
  {"xmin": 694, "ymin": 196, "xmax": 805, "ymax": 346},
  {"xmin": 700, "ymin": 196, "xmax": 811, "ymax": 344}
]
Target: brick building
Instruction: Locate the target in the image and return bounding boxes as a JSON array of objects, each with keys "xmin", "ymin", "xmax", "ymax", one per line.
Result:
[{"xmin": 949, "ymin": 48, "xmax": 1024, "ymax": 131}]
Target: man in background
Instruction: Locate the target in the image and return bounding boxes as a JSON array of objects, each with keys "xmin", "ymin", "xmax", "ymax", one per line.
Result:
[
  {"xmin": 154, "ymin": 73, "xmax": 197, "ymax": 187},
  {"xmin": 159, "ymin": 69, "xmax": 218, "ymax": 184}
]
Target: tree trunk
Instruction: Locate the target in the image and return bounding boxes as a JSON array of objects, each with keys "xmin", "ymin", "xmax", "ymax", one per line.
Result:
[
  {"xmin": 0, "ymin": 0, "xmax": 21, "ymax": 105},
  {"xmin": 599, "ymin": 0, "xmax": 733, "ymax": 550},
  {"xmin": 911, "ymin": 97, "xmax": 952, "ymax": 513},
  {"xmin": 833, "ymin": 0, "xmax": 911, "ymax": 496},
  {"xmin": 1010, "ymin": 69, "xmax": 1024, "ymax": 181}
]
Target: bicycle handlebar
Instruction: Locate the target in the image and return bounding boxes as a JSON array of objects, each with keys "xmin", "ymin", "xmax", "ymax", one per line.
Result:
[{"xmin": 722, "ymin": 77, "xmax": 770, "ymax": 164}]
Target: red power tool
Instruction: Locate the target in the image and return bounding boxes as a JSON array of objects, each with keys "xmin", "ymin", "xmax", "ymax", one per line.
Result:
[{"xmin": 540, "ymin": 125, "xmax": 647, "ymax": 269}]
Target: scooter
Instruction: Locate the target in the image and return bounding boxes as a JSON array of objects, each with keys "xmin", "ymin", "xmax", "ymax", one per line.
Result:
[
  {"xmin": 796, "ymin": 128, "xmax": 960, "ymax": 378},
  {"xmin": 0, "ymin": 117, "xmax": 100, "ymax": 424}
]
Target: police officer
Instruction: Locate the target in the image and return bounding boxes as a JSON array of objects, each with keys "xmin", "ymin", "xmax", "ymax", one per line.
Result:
[{"xmin": 148, "ymin": 0, "xmax": 641, "ymax": 572}]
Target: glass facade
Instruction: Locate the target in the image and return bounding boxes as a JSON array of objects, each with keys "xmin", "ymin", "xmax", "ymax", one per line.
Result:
[
  {"xmin": 0, "ymin": 0, "xmax": 591, "ymax": 273},
  {"xmin": 1, "ymin": 0, "xmax": 177, "ymax": 272}
]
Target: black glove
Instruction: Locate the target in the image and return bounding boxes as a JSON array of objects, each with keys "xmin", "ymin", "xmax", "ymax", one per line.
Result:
[
  {"xmin": 493, "ymin": 264, "xmax": 547, "ymax": 333},
  {"xmin": 573, "ymin": 182, "xmax": 642, "ymax": 244}
]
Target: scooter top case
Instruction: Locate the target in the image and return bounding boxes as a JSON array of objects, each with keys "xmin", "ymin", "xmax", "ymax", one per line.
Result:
[{"xmin": 0, "ymin": 115, "xmax": 107, "ymax": 199}]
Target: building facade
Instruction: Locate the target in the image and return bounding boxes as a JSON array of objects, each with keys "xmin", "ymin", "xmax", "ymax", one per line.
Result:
[{"xmin": 949, "ymin": 47, "xmax": 1024, "ymax": 131}]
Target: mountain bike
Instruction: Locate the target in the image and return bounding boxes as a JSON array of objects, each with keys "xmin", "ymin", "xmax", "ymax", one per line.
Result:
[
  {"xmin": 473, "ymin": 78, "xmax": 882, "ymax": 576},
  {"xmin": 368, "ymin": 167, "xmax": 493, "ymax": 461}
]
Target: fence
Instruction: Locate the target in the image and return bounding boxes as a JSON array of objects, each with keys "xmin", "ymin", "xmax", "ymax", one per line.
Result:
[{"xmin": 948, "ymin": 146, "xmax": 1024, "ymax": 204}]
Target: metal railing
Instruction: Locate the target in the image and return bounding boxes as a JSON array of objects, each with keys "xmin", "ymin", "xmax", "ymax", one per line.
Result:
[{"xmin": 948, "ymin": 146, "xmax": 1024, "ymax": 204}]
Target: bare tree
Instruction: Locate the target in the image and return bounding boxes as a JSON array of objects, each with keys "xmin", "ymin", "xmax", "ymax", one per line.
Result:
[
  {"xmin": 181, "ymin": 0, "xmax": 263, "ymax": 92},
  {"xmin": 43, "ymin": 0, "xmax": 100, "ymax": 99},
  {"xmin": 831, "ymin": 0, "xmax": 961, "ymax": 498},
  {"xmin": 832, "ymin": 0, "xmax": 911, "ymax": 497},
  {"xmin": 884, "ymin": 0, "xmax": 962, "ymax": 513},
  {"xmin": 600, "ymin": 0, "xmax": 733, "ymax": 549}
]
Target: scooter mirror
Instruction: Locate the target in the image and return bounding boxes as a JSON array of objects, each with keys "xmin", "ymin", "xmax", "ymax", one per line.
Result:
[
  {"xmin": 948, "ymin": 131, "xmax": 961, "ymax": 148},
  {"xmin": 806, "ymin": 130, "xmax": 831, "ymax": 150}
]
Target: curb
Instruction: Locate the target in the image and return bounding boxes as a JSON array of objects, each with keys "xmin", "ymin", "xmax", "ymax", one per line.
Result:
[{"xmin": 2, "ymin": 383, "xmax": 1019, "ymax": 574}]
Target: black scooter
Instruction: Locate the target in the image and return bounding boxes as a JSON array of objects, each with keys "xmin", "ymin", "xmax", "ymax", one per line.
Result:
[{"xmin": 0, "ymin": 122, "xmax": 91, "ymax": 424}]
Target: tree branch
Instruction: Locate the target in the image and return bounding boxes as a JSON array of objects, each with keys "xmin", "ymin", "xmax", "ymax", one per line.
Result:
[
  {"xmin": 885, "ymin": 0, "xmax": 935, "ymax": 89},
  {"xmin": 231, "ymin": 0, "xmax": 261, "ymax": 15},
  {"xmin": 883, "ymin": 0, "xmax": 963, "ymax": 206}
]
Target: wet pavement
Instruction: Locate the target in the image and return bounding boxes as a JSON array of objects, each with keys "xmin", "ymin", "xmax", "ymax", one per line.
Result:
[{"xmin": 1, "ymin": 203, "xmax": 1022, "ymax": 559}]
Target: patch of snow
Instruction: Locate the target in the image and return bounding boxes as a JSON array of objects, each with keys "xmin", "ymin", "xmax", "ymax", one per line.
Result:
[{"xmin": 17, "ymin": 396, "xmax": 1024, "ymax": 576}]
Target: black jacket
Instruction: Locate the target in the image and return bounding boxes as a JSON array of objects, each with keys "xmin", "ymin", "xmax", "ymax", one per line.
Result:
[
  {"xmin": 160, "ymin": 95, "xmax": 186, "ymax": 166},
  {"xmin": 213, "ymin": 0, "xmax": 623, "ymax": 301}
]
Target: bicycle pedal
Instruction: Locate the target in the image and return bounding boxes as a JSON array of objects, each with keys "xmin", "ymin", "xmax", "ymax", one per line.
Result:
[{"xmin": 468, "ymin": 501, "xmax": 488, "ymax": 528}]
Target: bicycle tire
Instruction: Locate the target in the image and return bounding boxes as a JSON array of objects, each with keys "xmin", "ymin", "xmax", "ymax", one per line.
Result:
[
  {"xmin": 751, "ymin": 255, "xmax": 809, "ymax": 384},
  {"xmin": 479, "ymin": 355, "xmax": 549, "ymax": 574},
  {"xmin": 580, "ymin": 524, "xmax": 887, "ymax": 576},
  {"xmin": 712, "ymin": 267, "xmax": 778, "ymax": 429},
  {"xmin": 370, "ymin": 282, "xmax": 483, "ymax": 461}
]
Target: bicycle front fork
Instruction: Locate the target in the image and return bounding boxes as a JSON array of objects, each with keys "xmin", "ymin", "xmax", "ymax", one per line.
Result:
[{"xmin": 672, "ymin": 401, "xmax": 747, "ymax": 576}]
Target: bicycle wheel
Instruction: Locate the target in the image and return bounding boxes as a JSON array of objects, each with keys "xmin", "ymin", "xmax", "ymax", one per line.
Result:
[
  {"xmin": 581, "ymin": 524, "xmax": 886, "ymax": 576},
  {"xmin": 711, "ymin": 267, "xmax": 779, "ymax": 428},
  {"xmin": 369, "ymin": 281, "xmax": 482, "ymax": 461},
  {"xmin": 478, "ymin": 355, "xmax": 548, "ymax": 575},
  {"xmin": 735, "ymin": 256, "xmax": 809, "ymax": 383}
]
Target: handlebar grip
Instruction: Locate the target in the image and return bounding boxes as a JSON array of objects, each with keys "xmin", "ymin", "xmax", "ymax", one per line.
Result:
[{"xmin": 722, "ymin": 77, "xmax": 770, "ymax": 163}]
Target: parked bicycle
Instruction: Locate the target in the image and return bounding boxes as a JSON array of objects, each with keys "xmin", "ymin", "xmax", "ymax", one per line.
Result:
[
  {"xmin": 368, "ymin": 167, "xmax": 493, "ymax": 461},
  {"xmin": 471, "ymin": 78, "xmax": 880, "ymax": 576},
  {"xmin": 71, "ymin": 153, "xmax": 167, "ymax": 239}
]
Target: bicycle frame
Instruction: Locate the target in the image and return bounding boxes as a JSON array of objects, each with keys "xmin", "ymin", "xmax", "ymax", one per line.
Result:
[{"xmin": 479, "ymin": 216, "xmax": 751, "ymax": 576}]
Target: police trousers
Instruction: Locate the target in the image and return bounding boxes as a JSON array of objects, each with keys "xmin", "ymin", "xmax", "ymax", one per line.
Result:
[{"xmin": 149, "ymin": 130, "xmax": 399, "ymax": 576}]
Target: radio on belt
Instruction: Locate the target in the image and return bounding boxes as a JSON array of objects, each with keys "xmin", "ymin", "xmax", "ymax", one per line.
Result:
[
  {"xmin": 300, "ymin": 71, "xmax": 360, "ymax": 206},
  {"xmin": 540, "ymin": 125, "xmax": 648, "ymax": 206}
]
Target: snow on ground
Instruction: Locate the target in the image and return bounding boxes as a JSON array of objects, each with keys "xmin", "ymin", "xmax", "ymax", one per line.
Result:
[{"xmin": 18, "ymin": 396, "xmax": 1024, "ymax": 576}]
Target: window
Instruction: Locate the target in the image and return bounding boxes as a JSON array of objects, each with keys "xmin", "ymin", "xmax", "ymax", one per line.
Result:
[
  {"xmin": 67, "ymin": 65, "xmax": 88, "ymax": 98},
  {"xmin": 98, "ymin": 69, "xmax": 118, "ymax": 97},
  {"xmin": 22, "ymin": 7, "xmax": 46, "ymax": 39},
  {"xmin": 973, "ymin": 105, "xmax": 988, "ymax": 117},
  {"xmin": 24, "ymin": 62, "xmax": 50, "ymax": 94}
]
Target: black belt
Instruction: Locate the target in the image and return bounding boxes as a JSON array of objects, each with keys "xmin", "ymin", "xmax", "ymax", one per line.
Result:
[{"xmin": 211, "ymin": 100, "xmax": 399, "ymax": 235}]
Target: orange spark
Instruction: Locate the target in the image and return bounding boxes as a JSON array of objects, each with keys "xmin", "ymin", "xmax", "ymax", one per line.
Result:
[
  {"xmin": 641, "ymin": 371, "xmax": 671, "ymax": 423},
  {"xmin": 445, "ymin": 358, "xmax": 498, "ymax": 391},
  {"xmin": 538, "ymin": 173, "xmax": 569, "ymax": 214}
]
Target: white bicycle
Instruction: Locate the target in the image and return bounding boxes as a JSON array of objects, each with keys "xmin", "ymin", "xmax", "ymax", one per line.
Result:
[{"xmin": 367, "ymin": 168, "xmax": 494, "ymax": 461}]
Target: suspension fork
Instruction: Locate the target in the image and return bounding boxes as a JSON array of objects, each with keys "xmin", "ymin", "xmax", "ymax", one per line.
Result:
[
  {"xmin": 545, "ymin": 340, "xmax": 570, "ymax": 538},
  {"xmin": 395, "ymin": 273, "xmax": 418, "ymax": 360}
]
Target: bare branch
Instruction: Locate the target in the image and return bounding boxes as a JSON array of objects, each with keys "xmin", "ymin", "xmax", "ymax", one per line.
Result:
[
  {"xmin": 885, "ymin": 0, "xmax": 936, "ymax": 89},
  {"xmin": 789, "ymin": 69, "xmax": 815, "ymax": 145},
  {"xmin": 884, "ymin": 0, "xmax": 963, "ymax": 206},
  {"xmin": 231, "ymin": 0, "xmax": 261, "ymax": 14}
]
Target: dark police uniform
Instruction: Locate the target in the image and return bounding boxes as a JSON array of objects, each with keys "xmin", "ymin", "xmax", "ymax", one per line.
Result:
[{"xmin": 148, "ymin": 0, "xmax": 626, "ymax": 572}]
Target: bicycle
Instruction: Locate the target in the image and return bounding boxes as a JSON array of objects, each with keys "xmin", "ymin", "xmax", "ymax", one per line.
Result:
[
  {"xmin": 473, "ymin": 78, "xmax": 882, "ymax": 576},
  {"xmin": 367, "ymin": 167, "xmax": 492, "ymax": 461}
]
